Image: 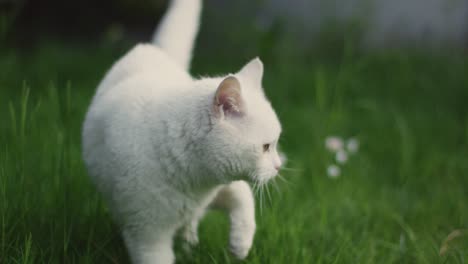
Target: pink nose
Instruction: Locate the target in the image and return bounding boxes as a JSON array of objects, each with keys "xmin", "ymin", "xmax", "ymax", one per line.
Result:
[{"xmin": 275, "ymin": 165, "xmax": 281, "ymax": 171}]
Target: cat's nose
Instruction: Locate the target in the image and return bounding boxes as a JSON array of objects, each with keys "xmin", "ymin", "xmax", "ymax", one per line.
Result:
[{"xmin": 274, "ymin": 156, "xmax": 282, "ymax": 171}]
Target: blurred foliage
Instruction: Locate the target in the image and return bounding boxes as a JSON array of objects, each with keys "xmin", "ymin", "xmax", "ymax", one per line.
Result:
[
  {"xmin": 114, "ymin": 0, "xmax": 166, "ymax": 18},
  {"xmin": 0, "ymin": 0, "xmax": 26, "ymax": 39}
]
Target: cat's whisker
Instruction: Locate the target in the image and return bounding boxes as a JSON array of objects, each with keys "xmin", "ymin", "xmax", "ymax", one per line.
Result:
[
  {"xmin": 264, "ymin": 182, "xmax": 273, "ymax": 206},
  {"xmin": 277, "ymin": 173, "xmax": 293, "ymax": 186},
  {"xmin": 282, "ymin": 158, "xmax": 299, "ymax": 164},
  {"xmin": 253, "ymin": 179, "xmax": 261, "ymax": 197},
  {"xmin": 276, "ymin": 175, "xmax": 292, "ymax": 191},
  {"xmin": 271, "ymin": 178, "xmax": 281, "ymax": 194},
  {"xmin": 253, "ymin": 178, "xmax": 264, "ymax": 215},
  {"xmin": 280, "ymin": 167, "xmax": 300, "ymax": 172},
  {"xmin": 258, "ymin": 191, "xmax": 262, "ymax": 215},
  {"xmin": 259, "ymin": 181, "xmax": 265, "ymax": 216}
]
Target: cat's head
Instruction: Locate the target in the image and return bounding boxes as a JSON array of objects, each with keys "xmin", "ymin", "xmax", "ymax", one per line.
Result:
[{"xmin": 207, "ymin": 58, "xmax": 282, "ymax": 184}]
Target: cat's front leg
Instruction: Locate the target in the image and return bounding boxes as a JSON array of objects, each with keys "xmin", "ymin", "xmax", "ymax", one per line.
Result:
[{"xmin": 212, "ymin": 180, "xmax": 256, "ymax": 259}]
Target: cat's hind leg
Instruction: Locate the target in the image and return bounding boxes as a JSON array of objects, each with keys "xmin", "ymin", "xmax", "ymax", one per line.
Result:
[
  {"xmin": 123, "ymin": 227, "xmax": 177, "ymax": 264},
  {"xmin": 212, "ymin": 180, "xmax": 256, "ymax": 259},
  {"xmin": 181, "ymin": 216, "xmax": 200, "ymax": 247},
  {"xmin": 181, "ymin": 186, "xmax": 223, "ymax": 248}
]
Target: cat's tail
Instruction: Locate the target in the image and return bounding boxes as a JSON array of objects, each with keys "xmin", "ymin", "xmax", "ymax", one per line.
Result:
[{"xmin": 152, "ymin": 0, "xmax": 202, "ymax": 71}]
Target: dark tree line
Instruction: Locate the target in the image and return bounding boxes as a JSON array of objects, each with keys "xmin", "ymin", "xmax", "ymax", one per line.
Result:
[{"xmin": 2, "ymin": 0, "xmax": 167, "ymax": 39}]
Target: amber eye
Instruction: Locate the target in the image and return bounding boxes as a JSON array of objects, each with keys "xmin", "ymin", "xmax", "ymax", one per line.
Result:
[{"xmin": 263, "ymin": 144, "xmax": 270, "ymax": 152}]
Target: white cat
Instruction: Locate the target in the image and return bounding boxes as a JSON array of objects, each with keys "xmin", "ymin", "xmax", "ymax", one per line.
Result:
[{"xmin": 82, "ymin": 0, "xmax": 282, "ymax": 263}]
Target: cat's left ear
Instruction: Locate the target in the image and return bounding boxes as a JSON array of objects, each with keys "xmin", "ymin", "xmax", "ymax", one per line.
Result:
[
  {"xmin": 213, "ymin": 76, "xmax": 245, "ymax": 119},
  {"xmin": 238, "ymin": 57, "xmax": 264, "ymax": 87}
]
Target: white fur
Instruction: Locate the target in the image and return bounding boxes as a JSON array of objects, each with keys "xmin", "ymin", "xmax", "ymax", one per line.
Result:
[{"xmin": 82, "ymin": 1, "xmax": 282, "ymax": 263}]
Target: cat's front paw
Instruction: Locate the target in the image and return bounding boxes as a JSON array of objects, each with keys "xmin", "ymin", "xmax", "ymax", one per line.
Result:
[
  {"xmin": 229, "ymin": 229, "xmax": 254, "ymax": 260},
  {"xmin": 181, "ymin": 226, "xmax": 199, "ymax": 254},
  {"xmin": 229, "ymin": 239, "xmax": 252, "ymax": 260},
  {"xmin": 182, "ymin": 226, "xmax": 199, "ymax": 246}
]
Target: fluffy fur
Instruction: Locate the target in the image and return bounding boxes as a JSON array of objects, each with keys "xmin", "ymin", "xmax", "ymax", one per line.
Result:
[{"xmin": 82, "ymin": 0, "xmax": 282, "ymax": 263}]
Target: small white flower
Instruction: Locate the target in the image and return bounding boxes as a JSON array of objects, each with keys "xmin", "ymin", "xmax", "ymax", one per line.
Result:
[
  {"xmin": 327, "ymin": 164, "xmax": 341, "ymax": 178},
  {"xmin": 346, "ymin": 138, "xmax": 359, "ymax": 153},
  {"xmin": 335, "ymin": 149, "xmax": 348, "ymax": 164},
  {"xmin": 325, "ymin": 136, "xmax": 343, "ymax": 152}
]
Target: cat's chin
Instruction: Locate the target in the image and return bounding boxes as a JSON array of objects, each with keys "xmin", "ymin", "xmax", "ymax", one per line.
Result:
[
  {"xmin": 235, "ymin": 174, "xmax": 252, "ymax": 183},
  {"xmin": 235, "ymin": 173, "xmax": 277, "ymax": 185}
]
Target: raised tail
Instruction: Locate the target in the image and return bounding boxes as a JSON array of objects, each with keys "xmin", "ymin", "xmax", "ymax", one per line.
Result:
[{"xmin": 152, "ymin": 0, "xmax": 202, "ymax": 71}]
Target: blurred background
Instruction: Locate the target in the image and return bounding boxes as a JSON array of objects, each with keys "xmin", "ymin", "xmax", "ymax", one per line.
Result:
[
  {"xmin": 0, "ymin": 0, "xmax": 467, "ymax": 263},
  {"xmin": 3, "ymin": 0, "xmax": 468, "ymax": 46}
]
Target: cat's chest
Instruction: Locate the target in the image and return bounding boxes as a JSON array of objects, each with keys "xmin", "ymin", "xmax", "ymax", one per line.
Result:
[
  {"xmin": 146, "ymin": 112, "xmax": 205, "ymax": 177},
  {"xmin": 173, "ymin": 185, "xmax": 222, "ymax": 218}
]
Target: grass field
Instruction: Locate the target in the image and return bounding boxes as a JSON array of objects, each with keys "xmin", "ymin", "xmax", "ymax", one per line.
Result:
[{"xmin": 0, "ymin": 39, "xmax": 467, "ymax": 263}]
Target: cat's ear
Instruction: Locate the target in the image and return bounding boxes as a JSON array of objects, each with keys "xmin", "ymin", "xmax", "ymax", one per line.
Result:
[
  {"xmin": 238, "ymin": 57, "xmax": 264, "ymax": 87},
  {"xmin": 213, "ymin": 76, "xmax": 244, "ymax": 118}
]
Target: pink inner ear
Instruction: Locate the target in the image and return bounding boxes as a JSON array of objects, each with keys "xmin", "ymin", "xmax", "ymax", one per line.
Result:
[
  {"xmin": 218, "ymin": 92, "xmax": 241, "ymax": 114},
  {"xmin": 214, "ymin": 76, "xmax": 244, "ymax": 118}
]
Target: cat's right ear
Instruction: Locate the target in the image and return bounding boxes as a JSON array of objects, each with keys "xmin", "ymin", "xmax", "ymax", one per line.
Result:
[{"xmin": 213, "ymin": 76, "xmax": 244, "ymax": 119}]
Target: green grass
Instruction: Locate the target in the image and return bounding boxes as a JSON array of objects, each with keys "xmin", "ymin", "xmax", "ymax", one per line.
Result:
[{"xmin": 1, "ymin": 40, "xmax": 467, "ymax": 263}]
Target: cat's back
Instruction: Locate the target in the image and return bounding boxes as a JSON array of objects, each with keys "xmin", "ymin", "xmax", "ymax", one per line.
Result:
[
  {"xmin": 84, "ymin": 43, "xmax": 193, "ymax": 139},
  {"xmin": 95, "ymin": 44, "xmax": 192, "ymax": 100}
]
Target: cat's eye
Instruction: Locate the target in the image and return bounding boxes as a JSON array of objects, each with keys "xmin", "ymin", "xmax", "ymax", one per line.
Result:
[{"xmin": 263, "ymin": 144, "xmax": 270, "ymax": 152}]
